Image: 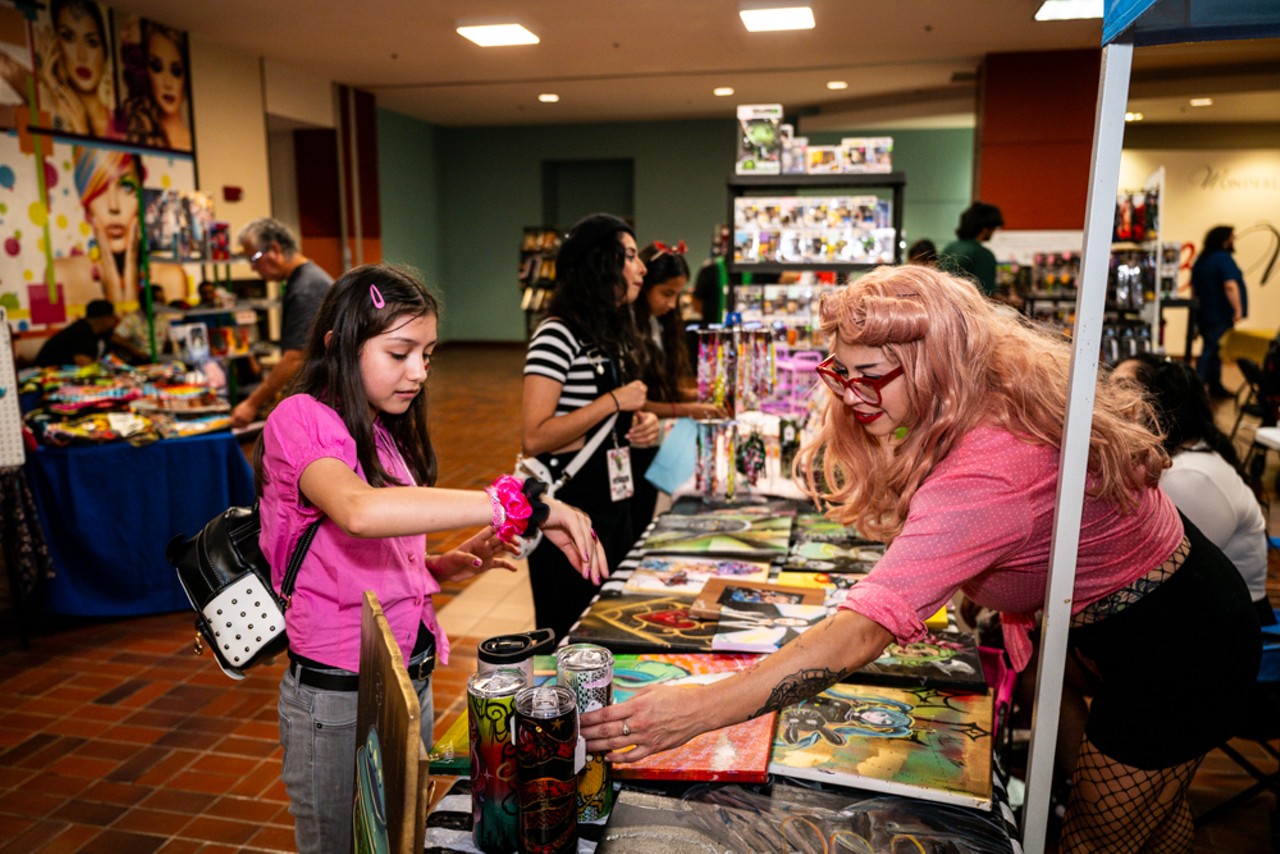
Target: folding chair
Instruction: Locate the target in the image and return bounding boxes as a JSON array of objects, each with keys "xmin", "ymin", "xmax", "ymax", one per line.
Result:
[
  {"xmin": 1232, "ymin": 358, "xmax": 1267, "ymax": 448},
  {"xmin": 1194, "ymin": 616, "xmax": 1280, "ymax": 830}
]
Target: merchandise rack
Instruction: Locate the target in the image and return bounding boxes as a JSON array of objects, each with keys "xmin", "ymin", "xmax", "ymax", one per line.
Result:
[{"xmin": 725, "ymin": 172, "xmax": 905, "ymax": 347}]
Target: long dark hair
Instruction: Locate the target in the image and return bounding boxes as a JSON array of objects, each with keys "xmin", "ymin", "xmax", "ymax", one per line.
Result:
[
  {"xmin": 546, "ymin": 218, "xmax": 643, "ymax": 377},
  {"xmin": 1201, "ymin": 225, "xmax": 1234, "ymax": 255},
  {"xmin": 255, "ymin": 264, "xmax": 439, "ymax": 492},
  {"xmin": 1118, "ymin": 352, "xmax": 1243, "ymax": 472},
  {"xmin": 634, "ymin": 244, "xmax": 692, "ymax": 402}
]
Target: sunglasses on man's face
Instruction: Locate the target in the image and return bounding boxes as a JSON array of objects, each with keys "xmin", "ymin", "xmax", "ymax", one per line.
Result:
[{"xmin": 815, "ymin": 355, "xmax": 903, "ymax": 406}]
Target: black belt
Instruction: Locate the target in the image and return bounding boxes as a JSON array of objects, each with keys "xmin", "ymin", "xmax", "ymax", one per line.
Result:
[{"xmin": 289, "ymin": 626, "xmax": 436, "ymax": 692}]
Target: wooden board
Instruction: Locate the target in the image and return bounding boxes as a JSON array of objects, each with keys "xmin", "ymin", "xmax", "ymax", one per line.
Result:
[{"xmin": 355, "ymin": 591, "xmax": 430, "ymax": 854}]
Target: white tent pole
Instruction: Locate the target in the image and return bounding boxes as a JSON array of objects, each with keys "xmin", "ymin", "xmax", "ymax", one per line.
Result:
[{"xmin": 1020, "ymin": 40, "xmax": 1134, "ymax": 854}]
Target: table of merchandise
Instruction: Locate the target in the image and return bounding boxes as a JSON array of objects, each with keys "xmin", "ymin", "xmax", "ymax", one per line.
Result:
[
  {"xmin": 25, "ymin": 430, "xmax": 255, "ymax": 616},
  {"xmin": 423, "ymin": 496, "xmax": 1022, "ymax": 853}
]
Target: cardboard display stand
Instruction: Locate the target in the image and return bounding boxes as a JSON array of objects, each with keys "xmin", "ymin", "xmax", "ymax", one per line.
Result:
[{"xmin": 354, "ymin": 591, "xmax": 432, "ymax": 853}]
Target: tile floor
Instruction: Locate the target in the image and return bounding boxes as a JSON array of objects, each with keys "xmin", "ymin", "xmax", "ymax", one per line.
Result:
[{"xmin": 0, "ymin": 345, "xmax": 1276, "ymax": 852}]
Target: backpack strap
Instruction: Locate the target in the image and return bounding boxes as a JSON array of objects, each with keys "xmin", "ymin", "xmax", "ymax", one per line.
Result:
[{"xmin": 278, "ymin": 518, "xmax": 323, "ymax": 603}]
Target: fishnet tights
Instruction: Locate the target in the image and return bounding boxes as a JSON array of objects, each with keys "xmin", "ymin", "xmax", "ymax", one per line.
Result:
[{"xmin": 1060, "ymin": 734, "xmax": 1202, "ymax": 853}]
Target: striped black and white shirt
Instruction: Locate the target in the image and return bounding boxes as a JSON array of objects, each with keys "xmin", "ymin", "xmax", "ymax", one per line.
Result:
[{"xmin": 524, "ymin": 318, "xmax": 613, "ymax": 416}]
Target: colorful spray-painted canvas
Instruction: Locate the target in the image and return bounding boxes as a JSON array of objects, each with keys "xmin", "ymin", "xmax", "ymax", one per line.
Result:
[
  {"xmin": 710, "ymin": 602, "xmax": 829, "ymax": 653},
  {"xmin": 640, "ymin": 513, "xmax": 792, "ymax": 558},
  {"xmin": 598, "ymin": 779, "xmax": 1018, "ymax": 853},
  {"xmin": 781, "ymin": 541, "xmax": 884, "ymax": 574},
  {"xmin": 622, "ymin": 555, "xmax": 771, "ymax": 596},
  {"xmin": 768, "ymin": 683, "xmax": 993, "ymax": 809},
  {"xmin": 532, "ymin": 652, "xmax": 775, "ymax": 782},
  {"xmin": 668, "ymin": 496, "xmax": 805, "ymax": 517},
  {"xmin": 427, "ymin": 711, "xmax": 470, "ymax": 773},
  {"xmin": 781, "ymin": 513, "xmax": 884, "ymax": 573},
  {"xmin": 690, "ymin": 578, "xmax": 825, "ymax": 620},
  {"xmin": 567, "ymin": 590, "xmax": 715, "ymax": 653},
  {"xmin": 852, "ymin": 629, "xmax": 987, "ymax": 691}
]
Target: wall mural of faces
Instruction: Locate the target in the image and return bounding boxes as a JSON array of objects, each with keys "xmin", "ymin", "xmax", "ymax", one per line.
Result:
[
  {"xmin": 0, "ymin": 134, "xmax": 196, "ymax": 328},
  {"xmin": 0, "ymin": 2, "xmax": 192, "ymax": 153}
]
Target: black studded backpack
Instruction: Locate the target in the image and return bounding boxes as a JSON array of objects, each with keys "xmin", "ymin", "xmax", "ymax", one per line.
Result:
[{"xmin": 166, "ymin": 504, "xmax": 320, "ymax": 680}]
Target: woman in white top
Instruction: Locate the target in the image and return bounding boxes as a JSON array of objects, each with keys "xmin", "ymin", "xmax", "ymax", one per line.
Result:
[{"xmin": 1114, "ymin": 353, "xmax": 1274, "ymax": 624}]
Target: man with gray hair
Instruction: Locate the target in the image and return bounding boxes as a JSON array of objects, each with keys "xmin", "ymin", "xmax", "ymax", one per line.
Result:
[{"xmin": 232, "ymin": 218, "xmax": 333, "ymax": 428}]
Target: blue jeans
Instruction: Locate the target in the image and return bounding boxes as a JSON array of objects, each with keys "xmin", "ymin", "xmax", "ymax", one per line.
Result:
[
  {"xmin": 278, "ymin": 665, "xmax": 434, "ymax": 854},
  {"xmin": 1196, "ymin": 318, "xmax": 1232, "ymax": 393}
]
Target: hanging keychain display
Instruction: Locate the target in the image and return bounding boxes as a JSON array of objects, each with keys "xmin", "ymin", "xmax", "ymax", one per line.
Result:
[{"xmin": 606, "ymin": 428, "xmax": 634, "ymax": 502}]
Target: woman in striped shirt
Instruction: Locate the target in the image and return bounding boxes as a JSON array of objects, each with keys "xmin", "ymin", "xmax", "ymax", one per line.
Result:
[{"xmin": 522, "ymin": 213, "xmax": 662, "ymax": 640}]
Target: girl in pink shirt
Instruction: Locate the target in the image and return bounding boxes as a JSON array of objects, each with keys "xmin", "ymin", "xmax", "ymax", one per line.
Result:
[
  {"xmin": 256, "ymin": 265, "xmax": 606, "ymax": 854},
  {"xmin": 583, "ymin": 264, "xmax": 1258, "ymax": 853}
]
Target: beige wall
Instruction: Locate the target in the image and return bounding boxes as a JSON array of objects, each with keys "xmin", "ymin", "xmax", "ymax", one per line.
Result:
[
  {"xmin": 263, "ymin": 60, "xmax": 335, "ymax": 129},
  {"xmin": 190, "ymin": 36, "xmax": 272, "ymax": 256}
]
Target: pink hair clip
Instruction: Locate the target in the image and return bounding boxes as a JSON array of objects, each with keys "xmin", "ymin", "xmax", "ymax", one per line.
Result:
[{"xmin": 369, "ymin": 284, "xmax": 385, "ymax": 309}]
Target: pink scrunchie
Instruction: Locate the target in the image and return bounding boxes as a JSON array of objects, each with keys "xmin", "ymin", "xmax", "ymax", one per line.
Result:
[{"xmin": 490, "ymin": 475, "xmax": 533, "ymax": 543}]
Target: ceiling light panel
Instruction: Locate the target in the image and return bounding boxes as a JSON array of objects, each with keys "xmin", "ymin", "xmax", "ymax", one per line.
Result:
[
  {"xmin": 538, "ymin": 93, "xmax": 560, "ymax": 103},
  {"xmin": 714, "ymin": 87, "xmax": 736, "ymax": 96},
  {"xmin": 1189, "ymin": 98, "xmax": 1214, "ymax": 107},
  {"xmin": 739, "ymin": 4, "xmax": 815, "ymax": 32},
  {"xmin": 826, "ymin": 81, "xmax": 848, "ymax": 90},
  {"xmin": 456, "ymin": 23, "xmax": 540, "ymax": 47},
  {"xmin": 1033, "ymin": 0, "xmax": 1103, "ymax": 21}
]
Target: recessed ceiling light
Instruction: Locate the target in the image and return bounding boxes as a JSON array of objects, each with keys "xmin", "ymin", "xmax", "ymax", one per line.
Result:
[
  {"xmin": 538, "ymin": 93, "xmax": 560, "ymax": 103},
  {"xmin": 826, "ymin": 80, "xmax": 848, "ymax": 90},
  {"xmin": 739, "ymin": 3, "xmax": 815, "ymax": 32},
  {"xmin": 713, "ymin": 87, "xmax": 736, "ymax": 97},
  {"xmin": 1033, "ymin": 0, "xmax": 1103, "ymax": 21},
  {"xmin": 1189, "ymin": 97, "xmax": 1214, "ymax": 107},
  {"xmin": 1124, "ymin": 111, "xmax": 1144, "ymax": 122},
  {"xmin": 456, "ymin": 23, "xmax": 540, "ymax": 47}
]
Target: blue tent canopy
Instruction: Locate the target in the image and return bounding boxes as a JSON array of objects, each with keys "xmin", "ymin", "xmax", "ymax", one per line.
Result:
[{"xmin": 1104, "ymin": 0, "xmax": 1280, "ymax": 46}]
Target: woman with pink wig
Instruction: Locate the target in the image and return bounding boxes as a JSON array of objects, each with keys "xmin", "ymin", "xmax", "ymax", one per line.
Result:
[{"xmin": 583, "ymin": 264, "xmax": 1260, "ymax": 852}]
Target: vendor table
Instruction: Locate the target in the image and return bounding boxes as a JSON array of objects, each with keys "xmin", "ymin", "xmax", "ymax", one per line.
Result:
[{"xmin": 25, "ymin": 431, "xmax": 255, "ymax": 616}]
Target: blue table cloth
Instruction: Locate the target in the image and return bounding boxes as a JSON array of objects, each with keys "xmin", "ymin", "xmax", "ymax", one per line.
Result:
[{"xmin": 26, "ymin": 431, "xmax": 255, "ymax": 616}]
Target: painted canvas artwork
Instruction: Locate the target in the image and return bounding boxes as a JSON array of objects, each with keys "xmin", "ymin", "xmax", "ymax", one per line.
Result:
[
  {"xmin": 794, "ymin": 512, "xmax": 877, "ymax": 545},
  {"xmin": 622, "ymin": 555, "xmax": 771, "ymax": 596},
  {"xmin": 768, "ymin": 683, "xmax": 994, "ymax": 809},
  {"xmin": 532, "ymin": 653, "xmax": 776, "ymax": 783},
  {"xmin": 567, "ymin": 590, "xmax": 716, "ymax": 653},
  {"xmin": 690, "ymin": 578, "xmax": 825, "ymax": 620},
  {"xmin": 852, "ymin": 629, "xmax": 987, "ymax": 691},
  {"xmin": 641, "ymin": 513, "xmax": 792, "ymax": 558},
  {"xmin": 668, "ymin": 496, "xmax": 805, "ymax": 517},
  {"xmin": 598, "ymin": 780, "xmax": 1017, "ymax": 853},
  {"xmin": 781, "ymin": 540, "xmax": 885, "ymax": 574},
  {"xmin": 710, "ymin": 602, "xmax": 829, "ymax": 654}
]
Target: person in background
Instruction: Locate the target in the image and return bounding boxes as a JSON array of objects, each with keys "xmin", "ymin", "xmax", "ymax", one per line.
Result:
[
  {"xmin": 196, "ymin": 280, "xmax": 225, "ymax": 308},
  {"xmin": 522, "ymin": 213, "xmax": 662, "ymax": 640},
  {"xmin": 690, "ymin": 259, "xmax": 723, "ymax": 327},
  {"xmin": 34, "ymin": 298, "xmax": 137, "ymax": 366},
  {"xmin": 232, "ymin": 218, "xmax": 333, "ymax": 428},
  {"xmin": 582, "ymin": 264, "xmax": 1259, "ymax": 853},
  {"xmin": 631, "ymin": 241, "xmax": 728, "ymax": 532},
  {"xmin": 116, "ymin": 284, "xmax": 172, "ymax": 360},
  {"xmin": 256, "ymin": 264, "xmax": 603, "ymax": 853},
  {"xmin": 1113, "ymin": 353, "xmax": 1273, "ymax": 625},
  {"xmin": 940, "ymin": 202, "xmax": 1004, "ymax": 296},
  {"xmin": 906, "ymin": 238, "xmax": 937, "ymax": 266},
  {"xmin": 1190, "ymin": 225, "xmax": 1246, "ymax": 400}
]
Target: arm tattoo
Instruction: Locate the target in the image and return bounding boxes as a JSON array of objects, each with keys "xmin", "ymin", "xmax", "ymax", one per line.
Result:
[{"xmin": 751, "ymin": 667, "xmax": 843, "ymax": 718}]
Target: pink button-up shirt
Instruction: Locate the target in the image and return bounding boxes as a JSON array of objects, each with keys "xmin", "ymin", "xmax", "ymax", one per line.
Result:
[
  {"xmin": 840, "ymin": 426, "xmax": 1183, "ymax": 671},
  {"xmin": 259, "ymin": 394, "xmax": 449, "ymax": 672}
]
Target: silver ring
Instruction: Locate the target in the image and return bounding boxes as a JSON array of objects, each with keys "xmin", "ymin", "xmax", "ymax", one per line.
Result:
[{"xmin": 621, "ymin": 720, "xmax": 631, "ymax": 737}]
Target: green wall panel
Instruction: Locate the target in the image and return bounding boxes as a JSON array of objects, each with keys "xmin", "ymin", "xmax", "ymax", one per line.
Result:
[{"xmin": 377, "ymin": 110, "xmax": 975, "ymax": 342}]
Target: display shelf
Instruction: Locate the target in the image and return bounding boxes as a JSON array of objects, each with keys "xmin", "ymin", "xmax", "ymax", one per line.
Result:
[{"xmin": 725, "ymin": 172, "xmax": 906, "ymax": 341}]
